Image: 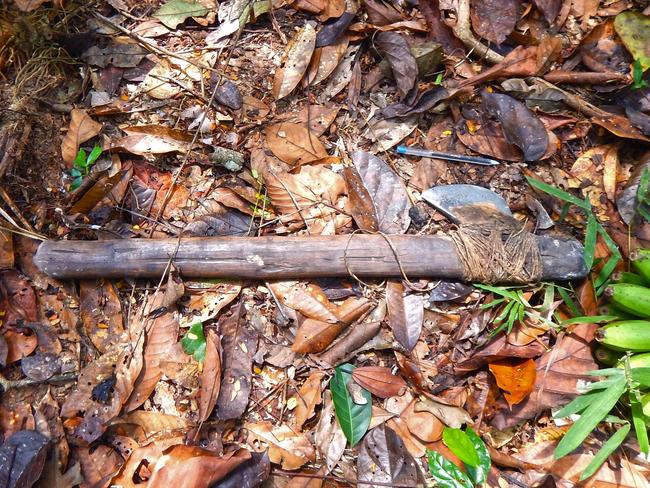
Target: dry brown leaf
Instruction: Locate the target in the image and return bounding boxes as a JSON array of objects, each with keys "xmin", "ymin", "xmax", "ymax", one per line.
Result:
[
  {"xmin": 273, "ymin": 23, "xmax": 317, "ymax": 99},
  {"xmin": 405, "ymin": 409, "xmax": 444, "ymax": 442},
  {"xmin": 269, "ymin": 281, "xmax": 340, "ymax": 323},
  {"xmin": 110, "ymin": 411, "xmax": 188, "ymax": 437},
  {"xmin": 385, "ymin": 417, "xmax": 426, "ymax": 458},
  {"xmin": 265, "ymin": 122, "xmax": 328, "ymax": 166},
  {"xmin": 79, "ymin": 280, "xmax": 124, "ymax": 354},
  {"xmin": 488, "ymin": 358, "xmax": 537, "ymax": 407},
  {"xmin": 294, "ymin": 371, "xmax": 325, "ymax": 428},
  {"xmin": 304, "ymin": 37, "xmax": 349, "ymax": 86},
  {"xmin": 292, "ymin": 319, "xmax": 346, "ymax": 353},
  {"xmin": 343, "ymin": 165, "xmax": 379, "ymax": 232},
  {"xmin": 14, "ymin": 0, "xmax": 49, "ymax": 11},
  {"xmin": 314, "ymin": 391, "xmax": 347, "ymax": 472},
  {"xmin": 198, "ymin": 329, "xmax": 222, "ymax": 422},
  {"xmin": 352, "ymin": 366, "xmax": 407, "ymax": 398},
  {"xmin": 286, "ymin": 105, "xmax": 341, "ymax": 137},
  {"xmin": 246, "ymin": 421, "xmax": 316, "ymax": 470},
  {"xmin": 386, "ymin": 281, "xmax": 423, "ymax": 352},
  {"xmin": 60, "ymin": 109, "xmax": 102, "ymax": 165}
]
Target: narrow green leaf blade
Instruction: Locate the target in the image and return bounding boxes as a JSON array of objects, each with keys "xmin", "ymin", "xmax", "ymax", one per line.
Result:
[
  {"xmin": 330, "ymin": 363, "xmax": 371, "ymax": 447},
  {"xmin": 86, "ymin": 145, "xmax": 103, "ymax": 166},
  {"xmin": 526, "ymin": 177, "xmax": 592, "ymax": 210},
  {"xmin": 579, "ymin": 423, "xmax": 630, "ymax": 481},
  {"xmin": 464, "ymin": 428, "xmax": 490, "ymax": 486},
  {"xmin": 426, "ymin": 450, "xmax": 474, "ymax": 488},
  {"xmin": 442, "ymin": 428, "xmax": 479, "ymax": 467},
  {"xmin": 554, "ymin": 377, "xmax": 626, "ymax": 458},
  {"xmin": 630, "ymin": 391, "xmax": 649, "ymax": 456},
  {"xmin": 554, "ymin": 390, "xmax": 605, "ymax": 419},
  {"xmin": 584, "ymin": 212, "xmax": 598, "ymax": 270}
]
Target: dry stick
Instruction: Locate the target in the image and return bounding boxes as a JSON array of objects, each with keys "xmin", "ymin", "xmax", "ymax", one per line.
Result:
[
  {"xmin": 271, "ymin": 469, "xmax": 419, "ymax": 488},
  {"xmin": 93, "ymin": 13, "xmax": 217, "ymax": 73},
  {"xmin": 0, "ymin": 371, "xmax": 78, "ymax": 393},
  {"xmin": 543, "ymin": 70, "xmax": 630, "ymax": 84},
  {"xmin": 530, "ymin": 77, "xmax": 611, "ymax": 118},
  {"xmin": 450, "ymin": 0, "xmax": 504, "ymax": 64}
]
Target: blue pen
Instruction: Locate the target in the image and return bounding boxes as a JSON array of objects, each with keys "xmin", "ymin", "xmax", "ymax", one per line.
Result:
[{"xmin": 395, "ymin": 145, "xmax": 500, "ymax": 166}]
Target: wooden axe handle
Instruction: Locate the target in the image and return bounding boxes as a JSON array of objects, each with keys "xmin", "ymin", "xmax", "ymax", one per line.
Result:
[{"xmin": 33, "ymin": 234, "xmax": 587, "ymax": 281}]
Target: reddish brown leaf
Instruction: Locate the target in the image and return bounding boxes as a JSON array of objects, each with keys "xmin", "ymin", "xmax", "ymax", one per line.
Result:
[
  {"xmin": 343, "ymin": 165, "xmax": 379, "ymax": 232},
  {"xmin": 198, "ymin": 329, "xmax": 222, "ymax": 422},
  {"xmin": 488, "ymin": 358, "xmax": 537, "ymax": 407},
  {"xmin": 147, "ymin": 446, "xmax": 250, "ymax": 487},
  {"xmin": 470, "ymin": 0, "xmax": 517, "ymax": 45},
  {"xmin": 292, "ymin": 319, "xmax": 346, "ymax": 354},
  {"xmin": 352, "ymin": 366, "xmax": 407, "ymax": 398},
  {"xmin": 295, "ymin": 371, "xmax": 325, "ymax": 428},
  {"xmin": 273, "ymin": 24, "xmax": 317, "ymax": 100},
  {"xmin": 386, "ymin": 281, "xmax": 423, "ymax": 352},
  {"xmin": 4, "ymin": 329, "xmax": 37, "ymax": 364},
  {"xmin": 78, "ymin": 445, "xmax": 123, "ymax": 487}
]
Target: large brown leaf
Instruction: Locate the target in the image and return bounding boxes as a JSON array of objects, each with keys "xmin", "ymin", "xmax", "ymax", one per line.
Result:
[
  {"xmin": 375, "ymin": 32, "xmax": 418, "ymax": 96},
  {"xmin": 0, "ymin": 430, "xmax": 49, "ymax": 488},
  {"xmin": 482, "ymin": 92, "xmax": 549, "ymax": 161},
  {"xmin": 488, "ymin": 358, "xmax": 537, "ymax": 407},
  {"xmin": 215, "ymin": 302, "xmax": 258, "ymax": 420},
  {"xmin": 147, "ymin": 446, "xmax": 250, "ymax": 487},
  {"xmin": 491, "ymin": 323, "xmax": 598, "ymax": 429},
  {"xmin": 273, "ymin": 23, "xmax": 317, "ymax": 99},
  {"xmin": 352, "ymin": 366, "xmax": 407, "ymax": 398},
  {"xmin": 386, "ymin": 281, "xmax": 423, "ymax": 352},
  {"xmin": 80, "ymin": 280, "xmax": 124, "ymax": 354},
  {"xmin": 246, "ymin": 422, "xmax": 316, "ymax": 470},
  {"xmin": 342, "ymin": 165, "xmax": 379, "ymax": 232},
  {"xmin": 470, "ymin": 0, "xmax": 517, "ymax": 45},
  {"xmin": 292, "ymin": 319, "xmax": 346, "ymax": 354},
  {"xmin": 198, "ymin": 329, "xmax": 222, "ymax": 422},
  {"xmin": 265, "ymin": 122, "xmax": 328, "ymax": 166},
  {"xmin": 352, "ymin": 151, "xmax": 411, "ymax": 234},
  {"xmin": 60, "ymin": 109, "xmax": 102, "ymax": 165}
]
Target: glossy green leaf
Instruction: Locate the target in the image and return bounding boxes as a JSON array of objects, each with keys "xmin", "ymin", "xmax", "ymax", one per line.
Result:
[
  {"xmin": 554, "ymin": 376, "xmax": 626, "ymax": 458},
  {"xmin": 426, "ymin": 450, "xmax": 473, "ymax": 488},
  {"xmin": 442, "ymin": 428, "xmax": 479, "ymax": 467},
  {"xmin": 579, "ymin": 423, "xmax": 630, "ymax": 481},
  {"xmin": 73, "ymin": 148, "xmax": 87, "ymax": 169},
  {"xmin": 464, "ymin": 428, "xmax": 490, "ymax": 486},
  {"xmin": 330, "ymin": 363, "xmax": 371, "ymax": 447},
  {"xmin": 181, "ymin": 322, "xmax": 206, "ymax": 362},
  {"xmin": 86, "ymin": 145, "xmax": 103, "ymax": 166},
  {"xmin": 630, "ymin": 391, "xmax": 649, "ymax": 455}
]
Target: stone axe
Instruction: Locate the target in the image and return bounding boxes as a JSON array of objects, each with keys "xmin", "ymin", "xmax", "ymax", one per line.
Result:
[{"xmin": 34, "ymin": 185, "xmax": 587, "ymax": 283}]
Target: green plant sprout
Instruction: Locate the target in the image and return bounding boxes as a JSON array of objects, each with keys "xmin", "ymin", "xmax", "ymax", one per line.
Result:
[
  {"xmin": 631, "ymin": 59, "xmax": 649, "ymax": 90},
  {"xmin": 70, "ymin": 145, "xmax": 103, "ymax": 190}
]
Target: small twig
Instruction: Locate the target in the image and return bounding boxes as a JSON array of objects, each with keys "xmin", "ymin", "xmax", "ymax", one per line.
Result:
[
  {"xmin": 0, "ymin": 371, "xmax": 78, "ymax": 393},
  {"xmin": 271, "ymin": 469, "xmax": 419, "ymax": 487}
]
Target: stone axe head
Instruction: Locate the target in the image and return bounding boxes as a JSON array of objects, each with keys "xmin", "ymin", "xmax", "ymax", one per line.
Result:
[{"xmin": 421, "ymin": 184, "xmax": 588, "ymax": 282}]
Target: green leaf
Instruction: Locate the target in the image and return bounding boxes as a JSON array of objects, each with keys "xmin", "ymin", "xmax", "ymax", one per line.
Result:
[
  {"xmin": 526, "ymin": 177, "xmax": 592, "ymax": 211},
  {"xmin": 632, "ymin": 58, "xmax": 649, "ymax": 89},
  {"xmin": 637, "ymin": 167, "xmax": 649, "ymax": 203},
  {"xmin": 442, "ymin": 428, "xmax": 480, "ymax": 467},
  {"xmin": 560, "ymin": 315, "xmax": 618, "ymax": 326},
  {"xmin": 70, "ymin": 176, "xmax": 83, "ymax": 191},
  {"xmin": 153, "ymin": 0, "xmax": 209, "ymax": 29},
  {"xmin": 73, "ymin": 148, "xmax": 87, "ymax": 169},
  {"xmin": 554, "ymin": 376, "xmax": 626, "ymax": 458},
  {"xmin": 426, "ymin": 450, "xmax": 474, "ymax": 488},
  {"xmin": 330, "ymin": 363, "xmax": 371, "ymax": 447},
  {"xmin": 86, "ymin": 145, "xmax": 103, "ymax": 166},
  {"xmin": 630, "ymin": 391, "xmax": 649, "ymax": 455},
  {"xmin": 557, "ymin": 286, "xmax": 580, "ymax": 317},
  {"xmin": 181, "ymin": 322, "xmax": 206, "ymax": 362},
  {"xmin": 631, "ymin": 367, "xmax": 650, "ymax": 387},
  {"xmin": 554, "ymin": 390, "xmax": 606, "ymax": 418},
  {"xmin": 464, "ymin": 428, "xmax": 490, "ymax": 486},
  {"xmin": 584, "ymin": 212, "xmax": 598, "ymax": 270},
  {"xmin": 579, "ymin": 423, "xmax": 630, "ymax": 481},
  {"xmin": 614, "ymin": 11, "xmax": 650, "ymax": 72}
]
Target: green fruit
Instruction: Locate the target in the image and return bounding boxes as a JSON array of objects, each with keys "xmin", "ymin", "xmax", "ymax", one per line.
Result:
[
  {"xmin": 597, "ymin": 320, "xmax": 650, "ymax": 351},
  {"xmin": 606, "ymin": 283, "xmax": 650, "ymax": 319},
  {"xmin": 612, "ymin": 271, "xmax": 647, "ymax": 287},
  {"xmin": 631, "ymin": 249, "xmax": 650, "ymax": 285},
  {"xmin": 594, "ymin": 346, "xmax": 623, "ymax": 365}
]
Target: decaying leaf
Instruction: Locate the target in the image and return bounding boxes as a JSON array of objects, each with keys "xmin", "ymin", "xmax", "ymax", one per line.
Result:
[
  {"xmin": 295, "ymin": 371, "xmax": 326, "ymax": 428},
  {"xmin": 0, "ymin": 430, "xmax": 49, "ymax": 488},
  {"xmin": 470, "ymin": 0, "xmax": 517, "ymax": 45},
  {"xmin": 80, "ymin": 280, "xmax": 124, "ymax": 354},
  {"xmin": 414, "ymin": 398, "xmax": 473, "ymax": 429},
  {"xmin": 217, "ymin": 451, "xmax": 271, "ymax": 488},
  {"xmin": 60, "ymin": 109, "xmax": 102, "ymax": 166},
  {"xmin": 199, "ymin": 329, "xmax": 222, "ymax": 422},
  {"xmin": 246, "ymin": 422, "xmax": 316, "ymax": 470},
  {"xmin": 314, "ymin": 391, "xmax": 347, "ymax": 472},
  {"xmin": 215, "ymin": 302, "xmax": 258, "ymax": 420},
  {"xmin": 614, "ymin": 11, "xmax": 650, "ymax": 71},
  {"xmin": 386, "ymin": 281, "xmax": 423, "ymax": 352},
  {"xmin": 352, "ymin": 151, "xmax": 411, "ymax": 234},
  {"xmin": 375, "ymin": 31, "xmax": 418, "ymax": 96},
  {"xmin": 489, "ymin": 358, "xmax": 537, "ymax": 407},
  {"xmin": 273, "ymin": 23, "xmax": 317, "ymax": 99},
  {"xmin": 265, "ymin": 122, "xmax": 328, "ymax": 166},
  {"xmin": 154, "ymin": 0, "xmax": 209, "ymax": 29}
]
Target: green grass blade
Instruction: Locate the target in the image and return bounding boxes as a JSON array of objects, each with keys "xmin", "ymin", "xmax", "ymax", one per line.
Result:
[
  {"xmin": 584, "ymin": 213, "xmax": 598, "ymax": 270},
  {"xmin": 579, "ymin": 423, "xmax": 630, "ymax": 481},
  {"xmin": 526, "ymin": 177, "xmax": 592, "ymax": 210},
  {"xmin": 630, "ymin": 391, "xmax": 649, "ymax": 455}
]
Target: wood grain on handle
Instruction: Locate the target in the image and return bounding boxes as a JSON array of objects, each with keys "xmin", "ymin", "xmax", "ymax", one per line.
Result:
[{"xmin": 33, "ymin": 234, "xmax": 587, "ymax": 281}]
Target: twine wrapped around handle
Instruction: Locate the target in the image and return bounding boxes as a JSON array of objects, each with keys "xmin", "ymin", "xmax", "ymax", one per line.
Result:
[{"xmin": 449, "ymin": 219, "xmax": 542, "ymax": 284}]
